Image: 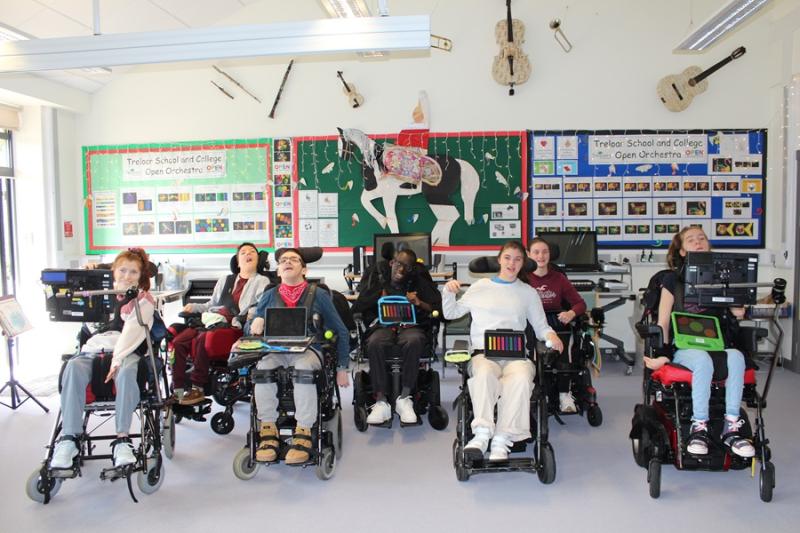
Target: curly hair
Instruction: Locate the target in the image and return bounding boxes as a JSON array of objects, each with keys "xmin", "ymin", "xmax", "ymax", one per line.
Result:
[{"xmin": 111, "ymin": 247, "xmax": 151, "ymax": 291}]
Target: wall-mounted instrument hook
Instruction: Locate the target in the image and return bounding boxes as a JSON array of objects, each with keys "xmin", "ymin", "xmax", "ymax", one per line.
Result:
[{"xmin": 549, "ymin": 19, "xmax": 573, "ymax": 53}]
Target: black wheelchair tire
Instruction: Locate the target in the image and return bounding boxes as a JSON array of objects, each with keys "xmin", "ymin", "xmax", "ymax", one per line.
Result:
[
  {"xmin": 163, "ymin": 407, "xmax": 176, "ymax": 460},
  {"xmin": 354, "ymin": 405, "xmax": 368, "ymax": 432},
  {"xmin": 632, "ymin": 426, "xmax": 651, "ymax": 468},
  {"xmin": 537, "ymin": 442, "xmax": 556, "ymax": 484},
  {"xmin": 587, "ymin": 405, "xmax": 603, "ymax": 427},
  {"xmin": 428, "ymin": 405, "xmax": 449, "ymax": 431},
  {"xmin": 648, "ymin": 458, "xmax": 661, "ymax": 499},
  {"xmin": 211, "ymin": 412, "xmax": 235, "ymax": 435},
  {"xmin": 759, "ymin": 461, "xmax": 775, "ymax": 502}
]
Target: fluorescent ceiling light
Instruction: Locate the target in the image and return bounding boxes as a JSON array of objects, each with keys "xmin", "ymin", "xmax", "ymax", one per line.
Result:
[
  {"xmin": 0, "ymin": 16, "xmax": 430, "ymax": 73},
  {"xmin": 674, "ymin": 0, "xmax": 772, "ymax": 52},
  {"xmin": 320, "ymin": 0, "xmax": 371, "ymax": 18},
  {"xmin": 0, "ymin": 23, "xmax": 33, "ymax": 42}
]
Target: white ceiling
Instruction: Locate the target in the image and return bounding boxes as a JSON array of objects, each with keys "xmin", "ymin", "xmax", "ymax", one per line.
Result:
[{"xmin": 0, "ymin": 0, "xmax": 281, "ymax": 92}]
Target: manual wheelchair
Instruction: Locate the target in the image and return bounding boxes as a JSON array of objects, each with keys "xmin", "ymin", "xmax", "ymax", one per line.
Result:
[
  {"xmin": 630, "ymin": 268, "xmax": 782, "ymax": 502},
  {"xmin": 26, "ymin": 288, "xmax": 172, "ymax": 504}
]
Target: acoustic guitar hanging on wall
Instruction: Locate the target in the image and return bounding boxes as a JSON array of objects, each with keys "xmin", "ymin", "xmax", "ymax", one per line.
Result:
[
  {"xmin": 656, "ymin": 46, "xmax": 746, "ymax": 112},
  {"xmin": 492, "ymin": 0, "xmax": 531, "ymax": 95}
]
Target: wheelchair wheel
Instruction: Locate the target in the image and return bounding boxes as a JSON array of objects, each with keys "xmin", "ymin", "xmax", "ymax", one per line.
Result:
[
  {"xmin": 163, "ymin": 407, "xmax": 176, "ymax": 460},
  {"xmin": 759, "ymin": 461, "xmax": 775, "ymax": 502},
  {"xmin": 232, "ymin": 447, "xmax": 259, "ymax": 480},
  {"xmin": 587, "ymin": 405, "xmax": 603, "ymax": 427},
  {"xmin": 354, "ymin": 405, "xmax": 368, "ymax": 432},
  {"xmin": 136, "ymin": 457, "xmax": 165, "ymax": 494},
  {"xmin": 647, "ymin": 458, "xmax": 661, "ymax": 499},
  {"xmin": 428, "ymin": 405, "xmax": 449, "ymax": 431},
  {"xmin": 632, "ymin": 427, "xmax": 651, "ymax": 468},
  {"xmin": 452, "ymin": 440, "xmax": 470, "ymax": 481},
  {"xmin": 211, "ymin": 412, "xmax": 235, "ymax": 435},
  {"xmin": 537, "ymin": 442, "xmax": 556, "ymax": 484},
  {"xmin": 315, "ymin": 447, "xmax": 336, "ymax": 481},
  {"xmin": 25, "ymin": 467, "xmax": 62, "ymax": 503},
  {"xmin": 325, "ymin": 407, "xmax": 343, "ymax": 460}
]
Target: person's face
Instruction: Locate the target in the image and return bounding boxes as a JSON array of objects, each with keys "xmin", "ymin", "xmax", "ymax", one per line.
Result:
[
  {"xmin": 528, "ymin": 242, "xmax": 550, "ymax": 269},
  {"xmin": 498, "ymin": 247, "xmax": 524, "ymax": 279},
  {"xmin": 391, "ymin": 254, "xmax": 415, "ymax": 283},
  {"xmin": 679, "ymin": 228, "xmax": 710, "ymax": 256},
  {"xmin": 237, "ymin": 245, "xmax": 258, "ymax": 273},
  {"xmin": 114, "ymin": 259, "xmax": 142, "ymax": 290},
  {"xmin": 277, "ymin": 252, "xmax": 306, "ymax": 281}
]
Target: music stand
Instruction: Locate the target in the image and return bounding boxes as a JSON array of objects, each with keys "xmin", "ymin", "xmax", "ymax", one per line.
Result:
[{"xmin": 0, "ymin": 295, "xmax": 48, "ymax": 412}]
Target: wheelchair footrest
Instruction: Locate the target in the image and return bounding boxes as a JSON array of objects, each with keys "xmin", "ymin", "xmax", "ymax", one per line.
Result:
[
  {"xmin": 399, "ymin": 418, "xmax": 423, "ymax": 428},
  {"xmin": 172, "ymin": 400, "xmax": 212, "ymax": 421}
]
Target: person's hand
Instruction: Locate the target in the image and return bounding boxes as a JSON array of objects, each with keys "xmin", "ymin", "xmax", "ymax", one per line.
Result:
[
  {"xmin": 85, "ymin": 263, "xmax": 100, "ymax": 270},
  {"xmin": 643, "ymin": 356, "xmax": 670, "ymax": 370},
  {"xmin": 336, "ymin": 370, "xmax": 350, "ymax": 387},
  {"xmin": 444, "ymin": 280, "xmax": 461, "ymax": 294},
  {"xmin": 546, "ymin": 332, "xmax": 564, "ymax": 353},
  {"xmin": 406, "ymin": 291, "xmax": 420, "ymax": 306},
  {"xmin": 182, "ymin": 304, "xmax": 193, "ymax": 313},
  {"xmin": 730, "ymin": 306, "xmax": 746, "ymax": 320},
  {"xmin": 250, "ymin": 317, "xmax": 265, "ymax": 336},
  {"xmin": 557, "ymin": 310, "xmax": 575, "ymax": 324},
  {"xmin": 105, "ymin": 363, "xmax": 119, "ymax": 383}
]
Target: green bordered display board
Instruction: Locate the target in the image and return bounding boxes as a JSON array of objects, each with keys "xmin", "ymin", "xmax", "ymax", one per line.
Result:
[
  {"xmin": 292, "ymin": 130, "xmax": 526, "ymax": 251},
  {"xmin": 528, "ymin": 129, "xmax": 766, "ymax": 248},
  {"xmin": 83, "ymin": 139, "xmax": 273, "ymax": 254}
]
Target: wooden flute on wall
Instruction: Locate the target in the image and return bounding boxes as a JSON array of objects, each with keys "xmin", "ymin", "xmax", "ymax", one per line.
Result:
[{"xmin": 269, "ymin": 60, "xmax": 294, "ymax": 119}]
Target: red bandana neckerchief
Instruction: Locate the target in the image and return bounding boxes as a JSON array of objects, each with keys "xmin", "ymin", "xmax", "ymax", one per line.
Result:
[{"xmin": 278, "ymin": 281, "xmax": 308, "ymax": 308}]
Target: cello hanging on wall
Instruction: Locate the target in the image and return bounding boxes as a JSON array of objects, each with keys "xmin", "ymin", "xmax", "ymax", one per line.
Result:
[{"xmin": 492, "ymin": 0, "xmax": 531, "ymax": 95}]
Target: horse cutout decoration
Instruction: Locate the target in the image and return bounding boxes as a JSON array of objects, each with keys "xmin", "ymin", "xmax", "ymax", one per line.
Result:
[{"xmin": 337, "ymin": 127, "xmax": 479, "ymax": 246}]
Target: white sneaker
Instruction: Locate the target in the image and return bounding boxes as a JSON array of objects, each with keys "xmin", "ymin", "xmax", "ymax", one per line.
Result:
[
  {"xmin": 50, "ymin": 438, "xmax": 78, "ymax": 469},
  {"xmin": 464, "ymin": 427, "xmax": 491, "ymax": 459},
  {"xmin": 366, "ymin": 400, "xmax": 392, "ymax": 425},
  {"xmin": 395, "ymin": 396, "xmax": 418, "ymax": 424},
  {"xmin": 112, "ymin": 438, "xmax": 137, "ymax": 467},
  {"xmin": 559, "ymin": 392, "xmax": 578, "ymax": 413},
  {"xmin": 489, "ymin": 433, "xmax": 512, "ymax": 461}
]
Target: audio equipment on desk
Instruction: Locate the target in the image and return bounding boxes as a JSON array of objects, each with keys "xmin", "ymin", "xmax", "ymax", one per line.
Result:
[
  {"xmin": 570, "ymin": 279, "xmax": 597, "ymax": 292},
  {"xmin": 600, "ymin": 261, "xmax": 628, "ymax": 273},
  {"xmin": 598, "ymin": 279, "xmax": 629, "ymax": 291}
]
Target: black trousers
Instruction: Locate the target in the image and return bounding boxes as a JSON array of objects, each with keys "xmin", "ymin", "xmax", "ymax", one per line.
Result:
[{"xmin": 365, "ymin": 326, "xmax": 426, "ymax": 397}]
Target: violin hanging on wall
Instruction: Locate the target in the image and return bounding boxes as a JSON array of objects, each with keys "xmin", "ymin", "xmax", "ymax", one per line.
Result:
[
  {"xmin": 492, "ymin": 0, "xmax": 531, "ymax": 95},
  {"xmin": 336, "ymin": 71, "xmax": 364, "ymax": 108}
]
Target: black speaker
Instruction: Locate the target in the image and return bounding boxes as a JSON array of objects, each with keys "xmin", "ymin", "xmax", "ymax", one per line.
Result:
[{"xmin": 353, "ymin": 246, "xmax": 365, "ymax": 275}]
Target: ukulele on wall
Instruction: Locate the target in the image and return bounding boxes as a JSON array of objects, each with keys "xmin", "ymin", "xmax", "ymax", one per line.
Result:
[
  {"xmin": 492, "ymin": 0, "xmax": 531, "ymax": 95},
  {"xmin": 336, "ymin": 71, "xmax": 364, "ymax": 108},
  {"xmin": 657, "ymin": 46, "xmax": 746, "ymax": 112}
]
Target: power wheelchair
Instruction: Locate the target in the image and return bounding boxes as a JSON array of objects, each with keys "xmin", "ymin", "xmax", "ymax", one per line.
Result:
[
  {"xmin": 350, "ymin": 257, "xmax": 448, "ymax": 431},
  {"xmin": 447, "ymin": 255, "xmax": 561, "ymax": 482},
  {"xmin": 227, "ymin": 314, "xmax": 343, "ymax": 480},
  {"xmin": 630, "ymin": 267, "xmax": 784, "ymax": 502},
  {"xmin": 167, "ymin": 249, "xmax": 273, "ymax": 434},
  {"xmin": 27, "ymin": 284, "xmax": 171, "ymax": 504}
]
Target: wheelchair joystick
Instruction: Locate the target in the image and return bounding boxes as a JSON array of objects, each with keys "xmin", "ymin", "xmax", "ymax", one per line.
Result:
[{"xmin": 771, "ymin": 278, "xmax": 787, "ymax": 305}]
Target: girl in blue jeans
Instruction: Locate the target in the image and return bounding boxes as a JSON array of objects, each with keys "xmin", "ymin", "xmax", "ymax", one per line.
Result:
[{"xmin": 643, "ymin": 227, "xmax": 754, "ymax": 458}]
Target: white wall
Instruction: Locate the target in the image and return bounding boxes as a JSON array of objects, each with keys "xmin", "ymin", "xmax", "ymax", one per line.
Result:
[{"xmin": 6, "ymin": 0, "xmax": 800, "ymax": 357}]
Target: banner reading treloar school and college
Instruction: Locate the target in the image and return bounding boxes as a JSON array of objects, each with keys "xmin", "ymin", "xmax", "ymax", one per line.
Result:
[
  {"xmin": 528, "ymin": 130, "xmax": 766, "ymax": 248},
  {"xmin": 83, "ymin": 139, "xmax": 273, "ymax": 254}
]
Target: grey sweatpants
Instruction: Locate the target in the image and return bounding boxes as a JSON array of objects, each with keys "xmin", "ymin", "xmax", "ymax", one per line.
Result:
[
  {"xmin": 254, "ymin": 349, "xmax": 321, "ymax": 428},
  {"xmin": 60, "ymin": 353, "xmax": 141, "ymax": 436}
]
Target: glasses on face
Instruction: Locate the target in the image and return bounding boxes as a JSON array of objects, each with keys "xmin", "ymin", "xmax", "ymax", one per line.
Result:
[
  {"xmin": 278, "ymin": 256, "xmax": 302, "ymax": 265},
  {"xmin": 392, "ymin": 261, "xmax": 414, "ymax": 272}
]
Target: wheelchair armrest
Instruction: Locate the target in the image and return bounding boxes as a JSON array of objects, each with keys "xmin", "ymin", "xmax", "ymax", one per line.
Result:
[
  {"xmin": 736, "ymin": 326, "xmax": 768, "ymax": 353},
  {"xmin": 62, "ymin": 353, "xmax": 75, "ymax": 362},
  {"xmin": 178, "ymin": 311, "xmax": 201, "ymax": 319},
  {"xmin": 635, "ymin": 322, "xmax": 664, "ymax": 349},
  {"xmin": 451, "ymin": 340, "xmax": 469, "ymax": 352}
]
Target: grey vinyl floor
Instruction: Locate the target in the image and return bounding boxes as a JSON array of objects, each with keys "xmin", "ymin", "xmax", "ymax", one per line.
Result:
[{"xmin": 2, "ymin": 361, "xmax": 799, "ymax": 533}]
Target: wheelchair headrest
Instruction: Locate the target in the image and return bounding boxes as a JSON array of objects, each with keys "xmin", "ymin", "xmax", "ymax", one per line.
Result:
[
  {"xmin": 547, "ymin": 243, "xmax": 560, "ymax": 262},
  {"xmin": 229, "ymin": 250, "xmax": 270, "ymax": 275},
  {"xmin": 468, "ymin": 255, "xmax": 536, "ymax": 277},
  {"xmin": 274, "ymin": 246, "xmax": 323, "ymax": 265}
]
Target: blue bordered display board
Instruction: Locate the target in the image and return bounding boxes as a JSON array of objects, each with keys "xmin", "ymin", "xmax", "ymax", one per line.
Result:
[{"xmin": 527, "ymin": 130, "xmax": 766, "ymax": 248}]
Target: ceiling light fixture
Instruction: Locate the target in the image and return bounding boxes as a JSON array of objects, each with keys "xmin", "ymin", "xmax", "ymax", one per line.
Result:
[
  {"xmin": 0, "ymin": 16, "xmax": 430, "ymax": 73},
  {"xmin": 674, "ymin": 0, "xmax": 772, "ymax": 52}
]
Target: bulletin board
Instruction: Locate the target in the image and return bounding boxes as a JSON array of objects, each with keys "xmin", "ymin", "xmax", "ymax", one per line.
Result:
[
  {"xmin": 528, "ymin": 130, "xmax": 766, "ymax": 248},
  {"xmin": 83, "ymin": 139, "xmax": 274, "ymax": 254},
  {"xmin": 292, "ymin": 130, "xmax": 526, "ymax": 251}
]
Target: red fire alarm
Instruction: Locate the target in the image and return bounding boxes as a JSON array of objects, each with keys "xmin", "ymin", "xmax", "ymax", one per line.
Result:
[{"xmin": 63, "ymin": 220, "xmax": 73, "ymax": 238}]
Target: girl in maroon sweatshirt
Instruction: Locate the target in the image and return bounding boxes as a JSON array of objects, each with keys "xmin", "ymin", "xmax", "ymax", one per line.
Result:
[{"xmin": 527, "ymin": 238, "xmax": 587, "ymax": 413}]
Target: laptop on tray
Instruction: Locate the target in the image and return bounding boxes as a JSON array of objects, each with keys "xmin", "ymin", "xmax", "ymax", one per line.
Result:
[{"xmin": 263, "ymin": 307, "xmax": 313, "ymax": 352}]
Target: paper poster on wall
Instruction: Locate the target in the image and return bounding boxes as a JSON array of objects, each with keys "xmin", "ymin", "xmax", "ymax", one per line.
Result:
[
  {"xmin": 299, "ymin": 219, "xmax": 318, "ymax": 247},
  {"xmin": 318, "ymin": 219, "xmax": 339, "ymax": 247},
  {"xmin": 529, "ymin": 130, "xmax": 766, "ymax": 248},
  {"xmin": 93, "ymin": 190, "xmax": 117, "ymax": 228},
  {"xmin": 299, "ymin": 190, "xmax": 318, "ymax": 219},
  {"xmin": 318, "ymin": 193, "xmax": 338, "ymax": 218},
  {"xmin": 491, "ymin": 203, "xmax": 519, "ymax": 220},
  {"xmin": 490, "ymin": 220, "xmax": 521, "ymax": 239},
  {"xmin": 156, "ymin": 186, "xmax": 192, "ymax": 214}
]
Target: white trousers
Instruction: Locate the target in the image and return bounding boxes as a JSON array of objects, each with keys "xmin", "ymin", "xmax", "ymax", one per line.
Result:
[{"xmin": 468, "ymin": 354, "xmax": 535, "ymax": 442}]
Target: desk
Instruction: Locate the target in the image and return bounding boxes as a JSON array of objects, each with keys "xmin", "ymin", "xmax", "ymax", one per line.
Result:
[
  {"xmin": 344, "ymin": 271, "xmax": 454, "ymax": 283},
  {"xmin": 152, "ymin": 290, "xmax": 186, "ymax": 304}
]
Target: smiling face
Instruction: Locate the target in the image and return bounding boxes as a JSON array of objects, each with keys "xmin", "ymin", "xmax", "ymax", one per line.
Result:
[
  {"xmin": 498, "ymin": 246, "xmax": 525, "ymax": 281},
  {"xmin": 237, "ymin": 245, "xmax": 258, "ymax": 274},
  {"xmin": 679, "ymin": 227, "xmax": 711, "ymax": 257},
  {"xmin": 277, "ymin": 251, "xmax": 306, "ymax": 284},
  {"xmin": 527, "ymin": 241, "xmax": 550, "ymax": 271},
  {"xmin": 390, "ymin": 251, "xmax": 415, "ymax": 285},
  {"xmin": 113, "ymin": 259, "xmax": 142, "ymax": 291}
]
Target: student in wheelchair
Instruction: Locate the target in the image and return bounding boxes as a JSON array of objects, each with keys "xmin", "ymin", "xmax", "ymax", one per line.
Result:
[
  {"xmin": 442, "ymin": 240, "xmax": 563, "ymax": 462},
  {"xmin": 641, "ymin": 227, "xmax": 754, "ymax": 459},
  {"xmin": 526, "ymin": 237, "xmax": 589, "ymax": 414},
  {"xmin": 48, "ymin": 248, "xmax": 160, "ymax": 471},
  {"xmin": 351, "ymin": 246, "xmax": 442, "ymax": 426},
  {"xmin": 169, "ymin": 242, "xmax": 270, "ymax": 406},
  {"xmin": 244, "ymin": 247, "xmax": 350, "ymax": 465}
]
